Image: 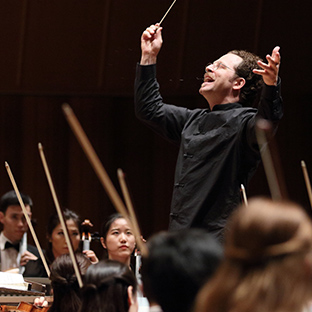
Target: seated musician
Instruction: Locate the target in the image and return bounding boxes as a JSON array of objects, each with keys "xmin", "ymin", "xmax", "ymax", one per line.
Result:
[
  {"xmin": 100, "ymin": 213, "xmax": 136, "ymax": 268},
  {"xmin": 194, "ymin": 198, "xmax": 312, "ymax": 312},
  {"xmin": 34, "ymin": 252, "xmax": 91, "ymax": 311},
  {"xmin": 80, "ymin": 259, "xmax": 138, "ymax": 312},
  {"xmin": 26, "ymin": 208, "xmax": 99, "ymax": 277},
  {"xmin": 0, "ymin": 190, "xmax": 40, "ymax": 276},
  {"xmin": 140, "ymin": 229, "xmax": 223, "ymax": 312}
]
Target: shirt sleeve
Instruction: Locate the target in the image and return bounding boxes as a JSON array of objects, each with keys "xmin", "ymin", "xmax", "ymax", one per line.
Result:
[
  {"xmin": 134, "ymin": 63, "xmax": 191, "ymax": 145},
  {"xmin": 244, "ymin": 78, "xmax": 283, "ymax": 150},
  {"xmin": 257, "ymin": 77, "xmax": 283, "ymax": 121}
]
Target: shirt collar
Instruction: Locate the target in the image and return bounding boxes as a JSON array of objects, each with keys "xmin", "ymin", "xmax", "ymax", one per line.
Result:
[
  {"xmin": 212, "ymin": 102, "xmax": 242, "ymax": 111},
  {"xmin": 0, "ymin": 232, "xmax": 21, "ymax": 251}
]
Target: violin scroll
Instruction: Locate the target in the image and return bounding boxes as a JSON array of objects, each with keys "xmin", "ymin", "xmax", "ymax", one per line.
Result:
[{"xmin": 81, "ymin": 219, "xmax": 101, "ymax": 251}]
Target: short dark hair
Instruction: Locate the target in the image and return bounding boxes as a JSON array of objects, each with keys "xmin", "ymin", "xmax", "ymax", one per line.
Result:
[
  {"xmin": 229, "ymin": 49, "xmax": 264, "ymax": 105},
  {"xmin": 140, "ymin": 229, "xmax": 223, "ymax": 312},
  {"xmin": 0, "ymin": 190, "xmax": 33, "ymax": 214},
  {"xmin": 80, "ymin": 259, "xmax": 137, "ymax": 312},
  {"xmin": 49, "ymin": 252, "xmax": 91, "ymax": 312}
]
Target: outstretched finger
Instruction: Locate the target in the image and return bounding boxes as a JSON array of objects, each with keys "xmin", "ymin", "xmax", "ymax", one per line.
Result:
[
  {"xmin": 267, "ymin": 46, "xmax": 281, "ymax": 66},
  {"xmin": 266, "ymin": 55, "xmax": 279, "ymax": 68},
  {"xmin": 271, "ymin": 46, "xmax": 281, "ymax": 61},
  {"xmin": 255, "ymin": 59, "xmax": 271, "ymax": 72}
]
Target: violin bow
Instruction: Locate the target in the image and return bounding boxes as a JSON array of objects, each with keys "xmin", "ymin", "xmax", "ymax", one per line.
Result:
[
  {"xmin": 38, "ymin": 143, "xmax": 83, "ymax": 287},
  {"xmin": 5, "ymin": 162, "xmax": 51, "ymax": 277},
  {"xmin": 62, "ymin": 104, "xmax": 148, "ymax": 256},
  {"xmin": 117, "ymin": 168, "xmax": 146, "ymax": 255},
  {"xmin": 255, "ymin": 119, "xmax": 288, "ymax": 201},
  {"xmin": 301, "ymin": 160, "xmax": 312, "ymax": 208},
  {"xmin": 158, "ymin": 0, "xmax": 177, "ymax": 26},
  {"xmin": 240, "ymin": 184, "xmax": 248, "ymax": 206}
]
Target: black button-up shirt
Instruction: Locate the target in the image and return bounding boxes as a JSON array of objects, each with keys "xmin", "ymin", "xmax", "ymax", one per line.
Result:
[{"xmin": 135, "ymin": 64, "xmax": 283, "ymax": 241}]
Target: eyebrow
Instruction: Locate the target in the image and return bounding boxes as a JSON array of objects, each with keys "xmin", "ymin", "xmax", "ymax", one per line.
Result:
[
  {"xmin": 10, "ymin": 213, "xmax": 25, "ymax": 217},
  {"xmin": 110, "ymin": 227, "xmax": 132, "ymax": 232},
  {"xmin": 110, "ymin": 228, "xmax": 120, "ymax": 231},
  {"xmin": 216, "ymin": 61, "xmax": 234, "ymax": 70},
  {"xmin": 218, "ymin": 61, "xmax": 227, "ymax": 66}
]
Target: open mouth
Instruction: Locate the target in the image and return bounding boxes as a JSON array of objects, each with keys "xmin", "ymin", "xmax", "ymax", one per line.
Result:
[{"xmin": 204, "ymin": 73, "xmax": 215, "ymax": 82}]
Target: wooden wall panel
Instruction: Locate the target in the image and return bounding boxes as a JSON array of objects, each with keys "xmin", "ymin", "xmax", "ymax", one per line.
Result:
[
  {"xmin": 0, "ymin": 1, "xmax": 25, "ymax": 90},
  {"xmin": 0, "ymin": 0, "xmax": 311, "ymax": 253},
  {"xmin": 21, "ymin": 1, "xmax": 109, "ymax": 92}
]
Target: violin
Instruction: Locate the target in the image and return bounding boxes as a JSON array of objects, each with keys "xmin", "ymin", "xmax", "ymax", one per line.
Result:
[
  {"xmin": 17, "ymin": 302, "xmax": 49, "ymax": 312},
  {"xmin": 81, "ymin": 219, "xmax": 100, "ymax": 251},
  {"xmin": 0, "ymin": 302, "xmax": 49, "ymax": 312}
]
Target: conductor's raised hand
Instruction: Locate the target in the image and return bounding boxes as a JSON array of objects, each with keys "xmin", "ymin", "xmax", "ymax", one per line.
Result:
[
  {"xmin": 140, "ymin": 24, "xmax": 163, "ymax": 65},
  {"xmin": 253, "ymin": 46, "xmax": 281, "ymax": 86}
]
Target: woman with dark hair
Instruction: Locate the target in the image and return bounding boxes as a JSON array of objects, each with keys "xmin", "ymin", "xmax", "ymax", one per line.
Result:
[
  {"xmin": 46, "ymin": 209, "xmax": 83, "ymax": 264},
  {"xmin": 80, "ymin": 259, "xmax": 138, "ymax": 312},
  {"xmin": 195, "ymin": 197, "xmax": 312, "ymax": 312},
  {"xmin": 100, "ymin": 213, "xmax": 136, "ymax": 267},
  {"xmin": 34, "ymin": 252, "xmax": 91, "ymax": 311},
  {"xmin": 27, "ymin": 209, "xmax": 98, "ymax": 276}
]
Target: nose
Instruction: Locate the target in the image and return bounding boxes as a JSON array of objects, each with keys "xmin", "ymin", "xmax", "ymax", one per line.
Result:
[
  {"xmin": 120, "ymin": 233, "xmax": 127, "ymax": 242},
  {"xmin": 205, "ymin": 63, "xmax": 214, "ymax": 73},
  {"xmin": 18, "ymin": 218, "xmax": 25, "ymax": 227}
]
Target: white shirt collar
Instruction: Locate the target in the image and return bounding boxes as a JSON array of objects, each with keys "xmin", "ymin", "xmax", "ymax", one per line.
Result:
[{"xmin": 0, "ymin": 232, "xmax": 22, "ymax": 250}]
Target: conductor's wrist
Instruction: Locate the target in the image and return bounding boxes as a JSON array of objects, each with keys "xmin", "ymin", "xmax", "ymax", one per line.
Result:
[{"xmin": 140, "ymin": 54, "xmax": 157, "ymax": 65}]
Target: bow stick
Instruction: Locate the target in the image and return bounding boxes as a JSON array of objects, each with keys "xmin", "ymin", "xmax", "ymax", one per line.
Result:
[
  {"xmin": 158, "ymin": 0, "xmax": 177, "ymax": 25},
  {"xmin": 240, "ymin": 184, "xmax": 248, "ymax": 206},
  {"xmin": 117, "ymin": 168, "xmax": 146, "ymax": 254},
  {"xmin": 4, "ymin": 162, "xmax": 51, "ymax": 277},
  {"xmin": 38, "ymin": 143, "xmax": 83, "ymax": 287},
  {"xmin": 255, "ymin": 119, "xmax": 288, "ymax": 201},
  {"xmin": 301, "ymin": 160, "xmax": 312, "ymax": 209},
  {"xmin": 62, "ymin": 104, "xmax": 148, "ymax": 256}
]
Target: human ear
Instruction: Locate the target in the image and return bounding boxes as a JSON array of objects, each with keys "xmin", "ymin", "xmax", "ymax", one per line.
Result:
[
  {"xmin": 0, "ymin": 211, "xmax": 5, "ymax": 225},
  {"xmin": 233, "ymin": 77, "xmax": 246, "ymax": 90},
  {"xmin": 100, "ymin": 237, "xmax": 107, "ymax": 249}
]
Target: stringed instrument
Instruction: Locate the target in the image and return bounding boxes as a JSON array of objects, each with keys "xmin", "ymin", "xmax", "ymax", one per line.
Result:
[
  {"xmin": 0, "ymin": 301, "xmax": 48, "ymax": 312},
  {"xmin": 81, "ymin": 219, "xmax": 100, "ymax": 251}
]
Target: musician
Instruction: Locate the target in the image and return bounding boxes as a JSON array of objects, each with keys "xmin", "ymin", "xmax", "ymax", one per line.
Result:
[
  {"xmin": 0, "ymin": 190, "xmax": 40, "ymax": 275},
  {"xmin": 140, "ymin": 229, "xmax": 223, "ymax": 312},
  {"xmin": 34, "ymin": 252, "xmax": 92, "ymax": 311},
  {"xmin": 80, "ymin": 259, "xmax": 138, "ymax": 312},
  {"xmin": 135, "ymin": 24, "xmax": 283, "ymax": 242},
  {"xmin": 194, "ymin": 198, "xmax": 312, "ymax": 312},
  {"xmin": 100, "ymin": 213, "xmax": 136, "ymax": 268},
  {"xmin": 27, "ymin": 209, "xmax": 98, "ymax": 277}
]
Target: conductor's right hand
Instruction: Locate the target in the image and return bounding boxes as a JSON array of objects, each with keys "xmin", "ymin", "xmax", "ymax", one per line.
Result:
[{"xmin": 140, "ymin": 24, "xmax": 163, "ymax": 65}]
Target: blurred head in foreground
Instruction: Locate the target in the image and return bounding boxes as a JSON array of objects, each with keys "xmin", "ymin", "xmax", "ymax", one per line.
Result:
[{"xmin": 195, "ymin": 197, "xmax": 312, "ymax": 312}]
